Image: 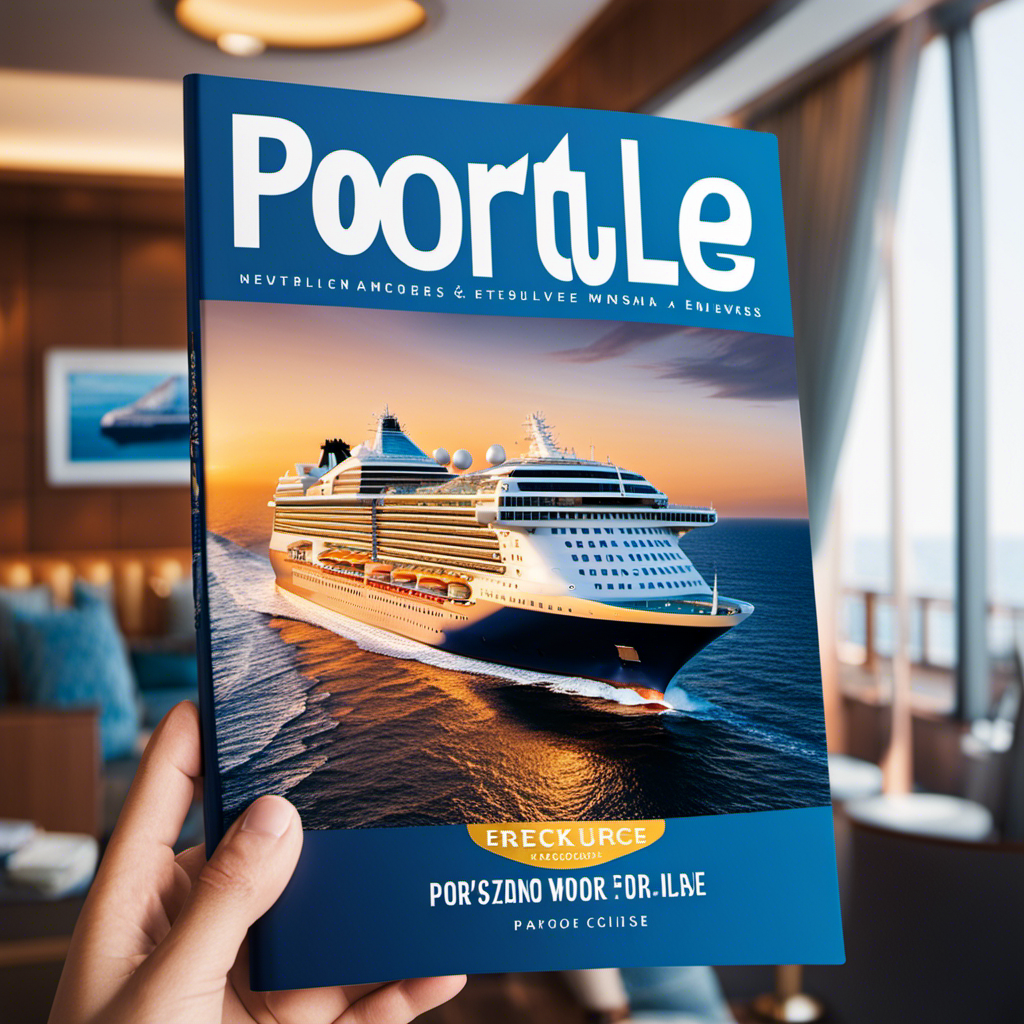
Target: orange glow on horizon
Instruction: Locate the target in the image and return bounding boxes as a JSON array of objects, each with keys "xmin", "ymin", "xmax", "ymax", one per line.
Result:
[{"xmin": 201, "ymin": 301, "xmax": 809, "ymax": 520}]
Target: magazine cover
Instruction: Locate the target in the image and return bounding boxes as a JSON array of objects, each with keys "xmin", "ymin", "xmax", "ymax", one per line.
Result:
[{"xmin": 184, "ymin": 74, "xmax": 844, "ymax": 989}]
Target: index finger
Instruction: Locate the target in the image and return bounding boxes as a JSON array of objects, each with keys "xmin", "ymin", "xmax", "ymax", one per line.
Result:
[{"xmin": 100, "ymin": 700, "xmax": 203, "ymax": 885}]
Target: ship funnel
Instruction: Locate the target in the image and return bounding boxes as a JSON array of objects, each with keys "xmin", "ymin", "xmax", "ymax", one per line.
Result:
[
  {"xmin": 452, "ymin": 449, "xmax": 473, "ymax": 471},
  {"xmin": 485, "ymin": 444, "xmax": 506, "ymax": 466},
  {"xmin": 318, "ymin": 437, "xmax": 351, "ymax": 469}
]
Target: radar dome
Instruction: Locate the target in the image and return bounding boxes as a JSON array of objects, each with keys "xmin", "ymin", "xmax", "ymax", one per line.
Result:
[
  {"xmin": 452, "ymin": 449, "xmax": 473, "ymax": 471},
  {"xmin": 432, "ymin": 447, "xmax": 451, "ymax": 466},
  {"xmin": 485, "ymin": 444, "xmax": 506, "ymax": 466}
]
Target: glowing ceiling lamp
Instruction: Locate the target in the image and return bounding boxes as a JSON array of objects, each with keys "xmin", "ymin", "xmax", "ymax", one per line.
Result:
[{"xmin": 175, "ymin": 0, "xmax": 428, "ymax": 54}]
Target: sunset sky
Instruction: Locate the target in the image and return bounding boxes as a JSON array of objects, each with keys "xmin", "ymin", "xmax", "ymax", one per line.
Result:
[{"xmin": 200, "ymin": 300, "xmax": 809, "ymax": 519}]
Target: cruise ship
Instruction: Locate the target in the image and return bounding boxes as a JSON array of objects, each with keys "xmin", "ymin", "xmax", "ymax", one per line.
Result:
[
  {"xmin": 99, "ymin": 375, "xmax": 190, "ymax": 444},
  {"xmin": 268, "ymin": 410, "xmax": 753, "ymax": 701}
]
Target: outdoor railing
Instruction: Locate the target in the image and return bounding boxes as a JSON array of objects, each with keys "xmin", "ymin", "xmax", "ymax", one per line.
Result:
[{"xmin": 840, "ymin": 588, "xmax": 1023, "ymax": 671}]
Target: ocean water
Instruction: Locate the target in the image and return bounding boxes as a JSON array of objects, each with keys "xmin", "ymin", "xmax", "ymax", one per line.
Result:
[
  {"xmin": 68, "ymin": 372, "xmax": 189, "ymax": 462},
  {"xmin": 205, "ymin": 517, "xmax": 831, "ymax": 830}
]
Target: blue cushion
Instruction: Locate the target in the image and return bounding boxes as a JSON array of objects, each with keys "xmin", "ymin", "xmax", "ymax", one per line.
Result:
[
  {"xmin": 14, "ymin": 582, "xmax": 140, "ymax": 760},
  {"xmin": 0, "ymin": 585, "xmax": 53, "ymax": 701}
]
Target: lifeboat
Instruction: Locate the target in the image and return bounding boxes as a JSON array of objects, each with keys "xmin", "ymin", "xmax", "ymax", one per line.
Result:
[
  {"xmin": 446, "ymin": 580, "xmax": 471, "ymax": 601},
  {"xmin": 365, "ymin": 562, "xmax": 394, "ymax": 582},
  {"xmin": 416, "ymin": 574, "xmax": 448, "ymax": 595},
  {"xmin": 317, "ymin": 549, "xmax": 349, "ymax": 565},
  {"xmin": 321, "ymin": 550, "xmax": 369, "ymax": 573},
  {"xmin": 392, "ymin": 569, "xmax": 418, "ymax": 586}
]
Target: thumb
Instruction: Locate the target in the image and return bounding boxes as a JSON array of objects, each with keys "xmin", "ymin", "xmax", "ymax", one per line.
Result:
[{"xmin": 148, "ymin": 795, "xmax": 302, "ymax": 993}]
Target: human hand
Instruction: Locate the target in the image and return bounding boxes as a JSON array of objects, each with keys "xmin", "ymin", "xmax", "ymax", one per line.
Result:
[{"xmin": 49, "ymin": 701, "xmax": 466, "ymax": 1024}]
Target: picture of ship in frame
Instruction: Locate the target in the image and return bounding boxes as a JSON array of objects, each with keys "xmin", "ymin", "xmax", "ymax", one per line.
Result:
[
  {"xmin": 44, "ymin": 348, "xmax": 190, "ymax": 486},
  {"xmin": 269, "ymin": 408, "xmax": 753, "ymax": 704}
]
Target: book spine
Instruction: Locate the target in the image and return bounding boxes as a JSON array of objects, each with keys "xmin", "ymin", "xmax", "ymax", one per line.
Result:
[{"xmin": 183, "ymin": 75, "xmax": 225, "ymax": 853}]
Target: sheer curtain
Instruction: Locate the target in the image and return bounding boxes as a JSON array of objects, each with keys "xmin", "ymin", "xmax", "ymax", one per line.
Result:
[{"xmin": 746, "ymin": 22, "xmax": 924, "ymax": 551}]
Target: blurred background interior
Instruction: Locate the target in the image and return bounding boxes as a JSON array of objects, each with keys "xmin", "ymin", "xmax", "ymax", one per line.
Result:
[{"xmin": 1, "ymin": 0, "xmax": 1022, "ymax": 1021}]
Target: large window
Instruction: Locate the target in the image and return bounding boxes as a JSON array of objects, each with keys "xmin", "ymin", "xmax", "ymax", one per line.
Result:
[
  {"xmin": 837, "ymin": 36, "xmax": 957, "ymax": 677},
  {"xmin": 976, "ymin": 0, "xmax": 1024, "ymax": 655},
  {"xmin": 836, "ymin": 2, "xmax": 1023, "ymax": 704}
]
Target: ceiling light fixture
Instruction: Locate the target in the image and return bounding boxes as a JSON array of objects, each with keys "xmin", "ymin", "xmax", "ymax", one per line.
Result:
[
  {"xmin": 175, "ymin": 0, "xmax": 428, "ymax": 53},
  {"xmin": 215, "ymin": 32, "xmax": 266, "ymax": 57}
]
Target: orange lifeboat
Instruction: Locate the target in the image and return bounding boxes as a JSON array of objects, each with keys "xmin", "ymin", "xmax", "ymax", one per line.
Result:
[
  {"xmin": 365, "ymin": 562, "xmax": 394, "ymax": 582},
  {"xmin": 416, "ymin": 574, "xmax": 448, "ymax": 595},
  {"xmin": 326, "ymin": 551, "xmax": 366, "ymax": 572},
  {"xmin": 392, "ymin": 569, "xmax": 418, "ymax": 585},
  {"xmin": 317, "ymin": 549, "xmax": 349, "ymax": 565}
]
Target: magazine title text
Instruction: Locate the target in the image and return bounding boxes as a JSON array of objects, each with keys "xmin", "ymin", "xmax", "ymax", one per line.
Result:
[{"xmin": 232, "ymin": 114, "xmax": 755, "ymax": 293}]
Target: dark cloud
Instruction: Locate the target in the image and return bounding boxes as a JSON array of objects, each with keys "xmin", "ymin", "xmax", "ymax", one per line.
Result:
[
  {"xmin": 553, "ymin": 323, "xmax": 798, "ymax": 402},
  {"xmin": 553, "ymin": 322, "xmax": 678, "ymax": 363}
]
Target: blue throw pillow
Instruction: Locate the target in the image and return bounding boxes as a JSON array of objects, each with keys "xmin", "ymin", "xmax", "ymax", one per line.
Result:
[
  {"xmin": 14, "ymin": 582, "xmax": 140, "ymax": 760},
  {"xmin": 0, "ymin": 585, "xmax": 53, "ymax": 701}
]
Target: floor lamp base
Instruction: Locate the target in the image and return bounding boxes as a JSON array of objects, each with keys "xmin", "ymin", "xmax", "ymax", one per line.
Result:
[{"xmin": 751, "ymin": 991, "xmax": 826, "ymax": 1023}]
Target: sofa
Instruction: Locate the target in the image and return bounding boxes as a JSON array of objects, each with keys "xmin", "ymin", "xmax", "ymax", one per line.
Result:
[{"xmin": 0, "ymin": 549, "xmax": 200, "ymax": 844}]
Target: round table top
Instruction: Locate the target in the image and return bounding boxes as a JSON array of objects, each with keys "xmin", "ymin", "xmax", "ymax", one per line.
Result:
[
  {"xmin": 844, "ymin": 792, "xmax": 994, "ymax": 841},
  {"xmin": 828, "ymin": 753, "xmax": 884, "ymax": 803}
]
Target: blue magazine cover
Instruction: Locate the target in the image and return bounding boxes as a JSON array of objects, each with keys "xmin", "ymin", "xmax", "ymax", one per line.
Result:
[{"xmin": 183, "ymin": 73, "xmax": 844, "ymax": 990}]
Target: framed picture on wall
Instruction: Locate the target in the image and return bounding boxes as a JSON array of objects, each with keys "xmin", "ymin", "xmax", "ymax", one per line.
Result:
[{"xmin": 45, "ymin": 349, "xmax": 190, "ymax": 486}]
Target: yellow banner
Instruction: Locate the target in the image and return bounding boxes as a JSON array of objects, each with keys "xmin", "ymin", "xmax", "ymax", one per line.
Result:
[{"xmin": 467, "ymin": 819, "xmax": 665, "ymax": 870}]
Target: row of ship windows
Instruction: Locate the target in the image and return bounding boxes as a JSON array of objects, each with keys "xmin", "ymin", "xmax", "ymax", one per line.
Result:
[
  {"xmin": 591, "ymin": 581, "xmax": 694, "ymax": 591},
  {"xmin": 509, "ymin": 469, "xmax": 645, "ymax": 481},
  {"xmin": 314, "ymin": 577, "xmax": 465, "ymax": 621},
  {"xmin": 502, "ymin": 596, "xmax": 565, "ymax": 611},
  {"xmin": 500, "ymin": 510, "xmax": 713, "ymax": 522},
  {"xmin": 511, "ymin": 482, "xmax": 659, "ymax": 494},
  {"xmin": 576, "ymin": 566, "xmax": 699, "ymax": 581},
  {"xmin": 551, "ymin": 526, "xmax": 668, "ymax": 536},
  {"xmin": 571, "ymin": 554, "xmax": 692, "ymax": 569},
  {"xmin": 579, "ymin": 572, "xmax": 702, "ymax": 590},
  {"xmin": 564, "ymin": 539, "xmax": 676, "ymax": 551}
]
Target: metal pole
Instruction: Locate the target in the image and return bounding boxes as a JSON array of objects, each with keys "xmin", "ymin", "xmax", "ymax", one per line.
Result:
[
  {"xmin": 882, "ymin": 223, "xmax": 913, "ymax": 795},
  {"xmin": 948, "ymin": 19, "xmax": 989, "ymax": 721}
]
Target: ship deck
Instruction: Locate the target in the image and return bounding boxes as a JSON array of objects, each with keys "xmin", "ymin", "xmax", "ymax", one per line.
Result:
[{"xmin": 607, "ymin": 597, "xmax": 748, "ymax": 616}]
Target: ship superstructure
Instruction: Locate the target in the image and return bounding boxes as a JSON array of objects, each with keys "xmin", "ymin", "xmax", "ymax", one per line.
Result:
[{"xmin": 268, "ymin": 410, "xmax": 752, "ymax": 699}]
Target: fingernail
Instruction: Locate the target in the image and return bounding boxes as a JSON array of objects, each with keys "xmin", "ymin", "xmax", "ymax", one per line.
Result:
[{"xmin": 240, "ymin": 796, "xmax": 294, "ymax": 837}]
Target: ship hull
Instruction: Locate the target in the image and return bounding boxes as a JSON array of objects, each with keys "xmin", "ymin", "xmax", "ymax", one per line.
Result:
[{"xmin": 270, "ymin": 551, "xmax": 738, "ymax": 699}]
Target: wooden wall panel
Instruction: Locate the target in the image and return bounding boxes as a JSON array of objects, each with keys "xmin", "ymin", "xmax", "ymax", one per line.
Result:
[
  {"xmin": 117, "ymin": 489, "xmax": 192, "ymax": 549},
  {"xmin": 119, "ymin": 289, "xmax": 187, "ymax": 351},
  {"xmin": 28, "ymin": 286, "xmax": 118, "ymax": 350},
  {"xmin": 28, "ymin": 222, "xmax": 117, "ymax": 289},
  {"xmin": 518, "ymin": 0, "xmax": 783, "ymax": 112},
  {"xmin": 0, "ymin": 180, "xmax": 191, "ymax": 554}
]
